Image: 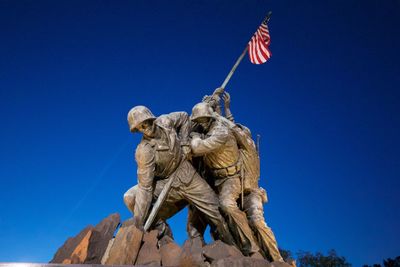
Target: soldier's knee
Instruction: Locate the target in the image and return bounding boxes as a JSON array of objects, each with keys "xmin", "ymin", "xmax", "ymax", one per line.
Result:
[
  {"xmin": 123, "ymin": 195, "xmax": 134, "ymax": 214},
  {"xmin": 219, "ymin": 198, "xmax": 238, "ymax": 214},
  {"xmin": 123, "ymin": 192, "xmax": 131, "ymax": 204},
  {"xmin": 123, "ymin": 186, "xmax": 137, "ymax": 209},
  {"xmin": 246, "ymin": 202, "xmax": 264, "ymax": 218},
  {"xmin": 250, "ymin": 218, "xmax": 270, "ymax": 231}
]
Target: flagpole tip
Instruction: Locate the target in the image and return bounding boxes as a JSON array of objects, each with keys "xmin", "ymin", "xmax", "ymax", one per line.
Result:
[{"xmin": 264, "ymin": 11, "xmax": 272, "ymax": 23}]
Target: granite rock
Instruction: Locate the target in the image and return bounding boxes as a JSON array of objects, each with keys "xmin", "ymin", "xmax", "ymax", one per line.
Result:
[
  {"xmin": 135, "ymin": 229, "xmax": 161, "ymax": 266},
  {"xmin": 202, "ymin": 240, "xmax": 243, "ymax": 263},
  {"xmin": 85, "ymin": 213, "xmax": 120, "ymax": 264},
  {"xmin": 211, "ymin": 257, "xmax": 271, "ymax": 267},
  {"xmin": 179, "ymin": 237, "xmax": 208, "ymax": 267},
  {"xmin": 270, "ymin": 260, "xmax": 295, "ymax": 267},
  {"xmin": 105, "ymin": 219, "xmax": 143, "ymax": 265},
  {"xmin": 159, "ymin": 236, "xmax": 183, "ymax": 267},
  {"xmin": 50, "ymin": 225, "xmax": 94, "ymax": 263}
]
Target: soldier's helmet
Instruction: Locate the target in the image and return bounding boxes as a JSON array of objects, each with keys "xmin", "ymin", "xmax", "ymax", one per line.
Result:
[
  {"xmin": 127, "ymin": 105, "xmax": 156, "ymax": 132},
  {"xmin": 191, "ymin": 102, "xmax": 214, "ymax": 122}
]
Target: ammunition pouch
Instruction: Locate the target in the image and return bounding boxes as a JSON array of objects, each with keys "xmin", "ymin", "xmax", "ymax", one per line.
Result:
[{"xmin": 211, "ymin": 164, "xmax": 240, "ymax": 178}]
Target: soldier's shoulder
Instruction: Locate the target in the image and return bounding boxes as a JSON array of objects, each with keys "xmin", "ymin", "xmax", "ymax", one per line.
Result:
[
  {"xmin": 156, "ymin": 111, "xmax": 188, "ymax": 128},
  {"xmin": 136, "ymin": 139, "xmax": 155, "ymax": 154},
  {"xmin": 169, "ymin": 111, "xmax": 188, "ymax": 117},
  {"xmin": 211, "ymin": 119, "xmax": 230, "ymax": 135},
  {"xmin": 135, "ymin": 140, "xmax": 155, "ymax": 163},
  {"xmin": 155, "ymin": 114, "xmax": 173, "ymax": 129}
]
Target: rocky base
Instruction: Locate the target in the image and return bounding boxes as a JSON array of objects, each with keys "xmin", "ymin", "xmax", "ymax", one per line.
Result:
[{"xmin": 51, "ymin": 213, "xmax": 294, "ymax": 267}]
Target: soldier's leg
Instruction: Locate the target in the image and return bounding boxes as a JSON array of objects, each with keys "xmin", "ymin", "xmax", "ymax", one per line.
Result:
[
  {"xmin": 218, "ymin": 177, "xmax": 260, "ymax": 256},
  {"xmin": 153, "ymin": 178, "xmax": 188, "ymax": 221},
  {"xmin": 187, "ymin": 205, "xmax": 207, "ymax": 243},
  {"xmin": 149, "ymin": 179, "xmax": 188, "ymax": 238},
  {"xmin": 124, "ymin": 184, "xmax": 173, "ymax": 216},
  {"xmin": 123, "ymin": 185, "xmax": 138, "ymax": 214},
  {"xmin": 124, "ymin": 181, "xmax": 186, "ymax": 237},
  {"xmin": 243, "ymin": 188, "xmax": 283, "ymax": 262},
  {"xmin": 176, "ymin": 163, "xmax": 235, "ymax": 245}
]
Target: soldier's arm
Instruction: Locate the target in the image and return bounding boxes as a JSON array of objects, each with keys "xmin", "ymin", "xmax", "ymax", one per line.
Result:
[
  {"xmin": 191, "ymin": 125, "xmax": 229, "ymax": 156},
  {"xmin": 213, "ymin": 113, "xmax": 249, "ymax": 151},
  {"xmin": 168, "ymin": 111, "xmax": 190, "ymax": 146},
  {"xmin": 136, "ymin": 143, "xmax": 155, "ymax": 189},
  {"xmin": 223, "ymin": 92, "xmax": 235, "ymax": 123},
  {"xmin": 133, "ymin": 143, "xmax": 155, "ymax": 228},
  {"xmin": 221, "ymin": 92, "xmax": 254, "ymax": 151}
]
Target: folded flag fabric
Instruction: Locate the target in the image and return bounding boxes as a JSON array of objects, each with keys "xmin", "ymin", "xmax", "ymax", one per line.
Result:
[{"xmin": 248, "ymin": 22, "xmax": 271, "ymax": 64}]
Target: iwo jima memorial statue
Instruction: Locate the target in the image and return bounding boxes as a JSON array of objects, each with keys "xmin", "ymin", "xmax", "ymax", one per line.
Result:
[{"xmin": 50, "ymin": 12, "xmax": 294, "ymax": 267}]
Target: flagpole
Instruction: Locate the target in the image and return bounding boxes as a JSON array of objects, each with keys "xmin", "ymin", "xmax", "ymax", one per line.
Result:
[
  {"xmin": 220, "ymin": 11, "xmax": 272, "ymax": 90},
  {"xmin": 220, "ymin": 47, "xmax": 248, "ymax": 89}
]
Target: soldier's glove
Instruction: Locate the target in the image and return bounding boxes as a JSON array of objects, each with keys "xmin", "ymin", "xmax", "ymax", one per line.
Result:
[
  {"xmin": 212, "ymin": 87, "xmax": 225, "ymax": 96},
  {"xmin": 190, "ymin": 132, "xmax": 202, "ymax": 139}
]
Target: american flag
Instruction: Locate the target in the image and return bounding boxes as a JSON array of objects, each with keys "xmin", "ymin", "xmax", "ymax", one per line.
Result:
[{"xmin": 248, "ymin": 22, "xmax": 271, "ymax": 64}]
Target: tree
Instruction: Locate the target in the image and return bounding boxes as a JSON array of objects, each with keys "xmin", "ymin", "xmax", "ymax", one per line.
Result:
[
  {"xmin": 297, "ymin": 249, "xmax": 351, "ymax": 267},
  {"xmin": 364, "ymin": 256, "xmax": 400, "ymax": 267},
  {"xmin": 383, "ymin": 256, "xmax": 400, "ymax": 267},
  {"xmin": 279, "ymin": 248, "xmax": 293, "ymax": 262}
]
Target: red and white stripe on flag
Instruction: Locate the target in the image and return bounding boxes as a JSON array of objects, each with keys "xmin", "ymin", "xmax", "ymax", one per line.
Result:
[{"xmin": 248, "ymin": 22, "xmax": 271, "ymax": 64}]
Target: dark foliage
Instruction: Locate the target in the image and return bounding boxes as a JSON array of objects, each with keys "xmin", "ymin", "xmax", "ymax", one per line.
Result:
[
  {"xmin": 384, "ymin": 256, "xmax": 400, "ymax": 267},
  {"xmin": 279, "ymin": 248, "xmax": 293, "ymax": 262},
  {"xmin": 364, "ymin": 256, "xmax": 400, "ymax": 267},
  {"xmin": 296, "ymin": 249, "xmax": 351, "ymax": 267}
]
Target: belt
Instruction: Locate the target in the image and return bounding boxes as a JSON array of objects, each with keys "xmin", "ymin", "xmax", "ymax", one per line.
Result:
[{"xmin": 211, "ymin": 164, "xmax": 240, "ymax": 178}]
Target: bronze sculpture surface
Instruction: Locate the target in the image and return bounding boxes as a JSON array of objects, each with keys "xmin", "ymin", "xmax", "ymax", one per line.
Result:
[
  {"xmin": 222, "ymin": 92, "xmax": 283, "ymax": 261},
  {"xmin": 123, "ymin": 106, "xmax": 234, "ymax": 245},
  {"xmin": 189, "ymin": 102, "xmax": 261, "ymax": 256},
  {"xmin": 124, "ymin": 89, "xmax": 284, "ymax": 262}
]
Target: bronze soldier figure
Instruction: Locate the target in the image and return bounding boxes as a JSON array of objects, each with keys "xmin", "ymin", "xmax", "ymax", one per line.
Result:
[
  {"xmin": 222, "ymin": 92, "xmax": 284, "ymax": 262},
  {"xmin": 189, "ymin": 102, "xmax": 261, "ymax": 256},
  {"xmin": 123, "ymin": 105, "xmax": 234, "ymax": 245}
]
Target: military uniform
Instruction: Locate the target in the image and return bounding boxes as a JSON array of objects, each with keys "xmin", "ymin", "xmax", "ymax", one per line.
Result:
[
  {"xmin": 232, "ymin": 122, "xmax": 283, "ymax": 261},
  {"xmin": 124, "ymin": 108, "xmax": 233, "ymax": 244},
  {"xmin": 190, "ymin": 103, "xmax": 260, "ymax": 255}
]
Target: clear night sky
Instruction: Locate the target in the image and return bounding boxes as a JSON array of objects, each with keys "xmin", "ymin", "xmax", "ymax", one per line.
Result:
[{"xmin": 0, "ymin": 1, "xmax": 399, "ymax": 266}]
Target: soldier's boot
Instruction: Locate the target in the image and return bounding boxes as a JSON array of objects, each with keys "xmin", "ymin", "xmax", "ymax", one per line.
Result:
[
  {"xmin": 154, "ymin": 219, "xmax": 174, "ymax": 240},
  {"xmin": 216, "ymin": 221, "xmax": 236, "ymax": 246},
  {"xmin": 251, "ymin": 219, "xmax": 284, "ymax": 262},
  {"xmin": 187, "ymin": 223, "xmax": 206, "ymax": 246}
]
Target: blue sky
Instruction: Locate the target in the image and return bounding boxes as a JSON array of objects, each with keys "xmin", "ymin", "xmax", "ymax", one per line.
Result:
[{"xmin": 0, "ymin": 1, "xmax": 399, "ymax": 266}]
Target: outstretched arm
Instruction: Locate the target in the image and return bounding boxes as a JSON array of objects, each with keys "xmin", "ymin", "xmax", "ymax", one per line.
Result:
[
  {"xmin": 202, "ymin": 87, "xmax": 225, "ymax": 115},
  {"xmin": 223, "ymin": 92, "xmax": 235, "ymax": 123},
  {"xmin": 221, "ymin": 92, "xmax": 255, "ymax": 152}
]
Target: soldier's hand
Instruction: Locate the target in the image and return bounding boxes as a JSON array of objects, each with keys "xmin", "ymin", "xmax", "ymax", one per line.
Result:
[
  {"xmin": 190, "ymin": 132, "xmax": 202, "ymax": 139},
  {"xmin": 182, "ymin": 145, "xmax": 192, "ymax": 161},
  {"xmin": 213, "ymin": 87, "xmax": 225, "ymax": 96},
  {"xmin": 223, "ymin": 92, "xmax": 231, "ymax": 108}
]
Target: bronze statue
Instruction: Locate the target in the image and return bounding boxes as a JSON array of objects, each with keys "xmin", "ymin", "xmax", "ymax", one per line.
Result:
[
  {"xmin": 189, "ymin": 88, "xmax": 283, "ymax": 261},
  {"xmin": 222, "ymin": 92, "xmax": 283, "ymax": 262},
  {"xmin": 123, "ymin": 106, "xmax": 235, "ymax": 245},
  {"xmin": 123, "ymin": 89, "xmax": 284, "ymax": 262},
  {"xmin": 189, "ymin": 102, "xmax": 261, "ymax": 256}
]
